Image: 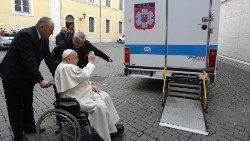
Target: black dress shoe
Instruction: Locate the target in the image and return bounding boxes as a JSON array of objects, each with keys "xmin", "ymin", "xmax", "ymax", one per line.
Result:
[
  {"xmin": 22, "ymin": 136, "xmax": 30, "ymax": 141},
  {"xmin": 14, "ymin": 136, "xmax": 30, "ymax": 141},
  {"xmin": 116, "ymin": 124, "xmax": 124, "ymax": 133},
  {"xmin": 24, "ymin": 128, "xmax": 46, "ymax": 134},
  {"xmin": 110, "ymin": 124, "xmax": 124, "ymax": 137}
]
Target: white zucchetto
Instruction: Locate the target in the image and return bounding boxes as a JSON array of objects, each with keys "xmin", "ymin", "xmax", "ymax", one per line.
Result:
[{"xmin": 62, "ymin": 49, "xmax": 75, "ymax": 59}]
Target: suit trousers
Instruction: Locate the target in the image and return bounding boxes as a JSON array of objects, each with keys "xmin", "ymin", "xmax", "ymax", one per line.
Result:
[{"xmin": 2, "ymin": 80, "xmax": 35, "ymax": 140}]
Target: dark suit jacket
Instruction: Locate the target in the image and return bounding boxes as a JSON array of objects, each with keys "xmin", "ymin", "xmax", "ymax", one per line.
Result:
[
  {"xmin": 0, "ymin": 26, "xmax": 58, "ymax": 87},
  {"xmin": 52, "ymin": 40, "xmax": 110, "ymax": 68},
  {"xmin": 55, "ymin": 32, "xmax": 65, "ymax": 46}
]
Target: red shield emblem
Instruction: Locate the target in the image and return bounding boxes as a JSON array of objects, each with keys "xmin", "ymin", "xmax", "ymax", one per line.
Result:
[{"xmin": 134, "ymin": 3, "xmax": 155, "ymax": 30}]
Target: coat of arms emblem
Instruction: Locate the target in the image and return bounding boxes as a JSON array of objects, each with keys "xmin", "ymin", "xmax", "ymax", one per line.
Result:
[{"xmin": 134, "ymin": 2, "xmax": 155, "ymax": 30}]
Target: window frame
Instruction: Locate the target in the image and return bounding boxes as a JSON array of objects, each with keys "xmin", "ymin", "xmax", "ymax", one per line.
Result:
[
  {"xmin": 106, "ymin": 0, "xmax": 111, "ymax": 7},
  {"xmin": 89, "ymin": 17, "xmax": 95, "ymax": 33},
  {"xmin": 88, "ymin": 0, "xmax": 95, "ymax": 4},
  {"xmin": 12, "ymin": 0, "xmax": 33, "ymax": 16},
  {"xmin": 119, "ymin": 0, "xmax": 123, "ymax": 10},
  {"xmin": 119, "ymin": 21, "xmax": 122, "ymax": 34},
  {"xmin": 106, "ymin": 19, "xmax": 111, "ymax": 33}
]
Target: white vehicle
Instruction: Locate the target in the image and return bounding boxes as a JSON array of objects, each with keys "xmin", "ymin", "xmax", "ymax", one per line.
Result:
[
  {"xmin": 124, "ymin": 0, "xmax": 220, "ymax": 135},
  {"xmin": 0, "ymin": 36, "xmax": 14, "ymax": 50},
  {"xmin": 117, "ymin": 35, "xmax": 125, "ymax": 43}
]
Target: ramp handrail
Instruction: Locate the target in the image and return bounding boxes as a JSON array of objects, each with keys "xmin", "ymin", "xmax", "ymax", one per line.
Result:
[
  {"xmin": 161, "ymin": 67, "xmax": 168, "ymax": 106},
  {"xmin": 202, "ymin": 70, "xmax": 208, "ymax": 112}
]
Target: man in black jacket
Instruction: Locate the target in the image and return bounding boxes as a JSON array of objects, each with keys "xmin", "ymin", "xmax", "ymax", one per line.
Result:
[
  {"xmin": 0, "ymin": 17, "xmax": 58, "ymax": 141},
  {"xmin": 55, "ymin": 27, "xmax": 67, "ymax": 46},
  {"xmin": 52, "ymin": 31, "xmax": 112, "ymax": 68}
]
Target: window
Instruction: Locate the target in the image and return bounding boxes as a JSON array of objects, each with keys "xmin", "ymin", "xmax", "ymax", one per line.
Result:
[
  {"xmin": 106, "ymin": 0, "xmax": 111, "ymax": 7},
  {"xmin": 15, "ymin": 0, "xmax": 30, "ymax": 13},
  {"xmin": 89, "ymin": 17, "xmax": 95, "ymax": 32},
  {"xmin": 119, "ymin": 0, "xmax": 123, "ymax": 10},
  {"xmin": 119, "ymin": 22, "xmax": 122, "ymax": 33},
  {"xmin": 88, "ymin": 0, "xmax": 95, "ymax": 3},
  {"xmin": 106, "ymin": 20, "xmax": 110, "ymax": 33}
]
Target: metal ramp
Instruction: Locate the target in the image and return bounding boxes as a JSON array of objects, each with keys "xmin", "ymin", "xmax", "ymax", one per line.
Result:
[
  {"xmin": 159, "ymin": 73, "xmax": 208, "ymax": 135},
  {"xmin": 159, "ymin": 97, "xmax": 208, "ymax": 135}
]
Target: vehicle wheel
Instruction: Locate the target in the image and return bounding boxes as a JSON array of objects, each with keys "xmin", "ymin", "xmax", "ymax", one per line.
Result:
[
  {"xmin": 209, "ymin": 74, "xmax": 215, "ymax": 83},
  {"xmin": 0, "ymin": 46, "xmax": 4, "ymax": 51},
  {"xmin": 36, "ymin": 109, "xmax": 81, "ymax": 141}
]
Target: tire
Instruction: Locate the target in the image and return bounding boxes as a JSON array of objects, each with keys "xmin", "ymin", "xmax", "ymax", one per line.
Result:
[
  {"xmin": 209, "ymin": 74, "xmax": 215, "ymax": 83},
  {"xmin": 0, "ymin": 46, "xmax": 4, "ymax": 51},
  {"xmin": 36, "ymin": 109, "xmax": 81, "ymax": 141}
]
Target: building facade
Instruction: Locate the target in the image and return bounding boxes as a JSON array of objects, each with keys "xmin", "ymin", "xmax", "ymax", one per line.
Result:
[
  {"xmin": 0, "ymin": 0, "xmax": 124, "ymax": 42},
  {"xmin": 219, "ymin": 0, "xmax": 250, "ymax": 63}
]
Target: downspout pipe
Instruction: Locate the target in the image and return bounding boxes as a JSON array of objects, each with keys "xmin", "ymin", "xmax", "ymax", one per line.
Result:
[{"xmin": 99, "ymin": 0, "xmax": 101, "ymax": 42}]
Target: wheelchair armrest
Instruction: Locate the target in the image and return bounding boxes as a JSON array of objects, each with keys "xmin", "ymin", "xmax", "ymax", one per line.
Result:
[
  {"xmin": 56, "ymin": 97, "xmax": 78, "ymax": 102},
  {"xmin": 54, "ymin": 98, "xmax": 79, "ymax": 107},
  {"xmin": 54, "ymin": 98, "xmax": 81, "ymax": 117}
]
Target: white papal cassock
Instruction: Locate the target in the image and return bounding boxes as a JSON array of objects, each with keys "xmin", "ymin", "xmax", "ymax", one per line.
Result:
[{"xmin": 55, "ymin": 62, "xmax": 120, "ymax": 141}]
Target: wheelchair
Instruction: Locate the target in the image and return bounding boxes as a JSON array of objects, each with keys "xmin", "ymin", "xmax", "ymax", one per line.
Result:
[{"xmin": 36, "ymin": 82, "xmax": 95, "ymax": 141}]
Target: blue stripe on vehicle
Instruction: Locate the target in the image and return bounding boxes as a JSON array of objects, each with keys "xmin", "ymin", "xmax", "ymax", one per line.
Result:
[
  {"xmin": 126, "ymin": 45, "xmax": 165, "ymax": 55},
  {"xmin": 125, "ymin": 45, "xmax": 218, "ymax": 56},
  {"xmin": 168, "ymin": 45, "xmax": 207, "ymax": 56}
]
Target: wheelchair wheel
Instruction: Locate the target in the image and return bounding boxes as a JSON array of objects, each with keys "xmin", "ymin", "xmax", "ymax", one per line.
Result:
[{"xmin": 36, "ymin": 109, "xmax": 81, "ymax": 141}]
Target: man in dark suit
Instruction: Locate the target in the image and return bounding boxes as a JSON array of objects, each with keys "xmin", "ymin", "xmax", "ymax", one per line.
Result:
[
  {"xmin": 0, "ymin": 17, "xmax": 58, "ymax": 141},
  {"xmin": 55, "ymin": 27, "xmax": 67, "ymax": 46},
  {"xmin": 52, "ymin": 31, "xmax": 112, "ymax": 68}
]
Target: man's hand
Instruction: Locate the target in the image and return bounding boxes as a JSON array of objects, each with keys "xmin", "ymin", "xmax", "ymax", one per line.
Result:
[
  {"xmin": 88, "ymin": 51, "xmax": 96, "ymax": 63},
  {"xmin": 91, "ymin": 84, "xmax": 100, "ymax": 93},
  {"xmin": 39, "ymin": 80, "xmax": 51, "ymax": 88},
  {"xmin": 108, "ymin": 58, "xmax": 113, "ymax": 62}
]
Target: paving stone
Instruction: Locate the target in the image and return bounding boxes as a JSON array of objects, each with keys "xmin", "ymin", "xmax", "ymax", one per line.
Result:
[
  {"xmin": 234, "ymin": 125, "xmax": 245, "ymax": 132},
  {"xmin": 225, "ymin": 134, "xmax": 242, "ymax": 141},
  {"xmin": 137, "ymin": 134, "xmax": 150, "ymax": 141},
  {"xmin": 211, "ymin": 134, "xmax": 230, "ymax": 141},
  {"xmin": 233, "ymin": 131, "xmax": 247, "ymax": 141},
  {"xmin": 1, "ymin": 136, "xmax": 13, "ymax": 141},
  {"xmin": 146, "ymin": 137, "xmax": 157, "ymax": 141},
  {"xmin": 144, "ymin": 128, "xmax": 155, "ymax": 135},
  {"xmin": 158, "ymin": 133, "xmax": 172, "ymax": 141},
  {"xmin": 134, "ymin": 131, "xmax": 143, "ymax": 137},
  {"xmin": 150, "ymin": 130, "xmax": 164, "ymax": 139},
  {"xmin": 130, "ymin": 135, "xmax": 139, "ymax": 140}
]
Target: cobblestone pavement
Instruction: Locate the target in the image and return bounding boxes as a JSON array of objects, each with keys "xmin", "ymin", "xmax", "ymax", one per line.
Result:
[{"xmin": 0, "ymin": 42, "xmax": 250, "ymax": 141}]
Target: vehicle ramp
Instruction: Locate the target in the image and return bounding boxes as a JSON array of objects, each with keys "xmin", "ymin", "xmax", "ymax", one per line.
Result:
[{"xmin": 159, "ymin": 73, "xmax": 208, "ymax": 135}]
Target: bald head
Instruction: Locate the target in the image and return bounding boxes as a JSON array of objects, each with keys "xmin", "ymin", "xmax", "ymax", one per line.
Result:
[
  {"xmin": 36, "ymin": 17, "xmax": 54, "ymax": 39},
  {"xmin": 36, "ymin": 17, "xmax": 52, "ymax": 27},
  {"xmin": 61, "ymin": 27, "xmax": 67, "ymax": 34}
]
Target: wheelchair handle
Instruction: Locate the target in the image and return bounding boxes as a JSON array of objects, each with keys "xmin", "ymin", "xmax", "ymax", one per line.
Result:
[{"xmin": 49, "ymin": 80, "xmax": 55, "ymax": 86}]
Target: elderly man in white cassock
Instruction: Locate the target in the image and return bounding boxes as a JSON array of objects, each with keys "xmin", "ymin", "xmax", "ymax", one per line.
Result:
[{"xmin": 54, "ymin": 49, "xmax": 122, "ymax": 141}]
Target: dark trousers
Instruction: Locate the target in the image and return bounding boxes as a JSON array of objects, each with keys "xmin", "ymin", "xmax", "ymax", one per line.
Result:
[{"xmin": 2, "ymin": 80, "xmax": 35, "ymax": 141}]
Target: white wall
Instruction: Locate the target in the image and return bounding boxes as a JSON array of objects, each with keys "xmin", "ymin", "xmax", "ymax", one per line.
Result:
[
  {"xmin": 49, "ymin": 0, "xmax": 61, "ymax": 38},
  {"xmin": 219, "ymin": 0, "xmax": 250, "ymax": 63}
]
